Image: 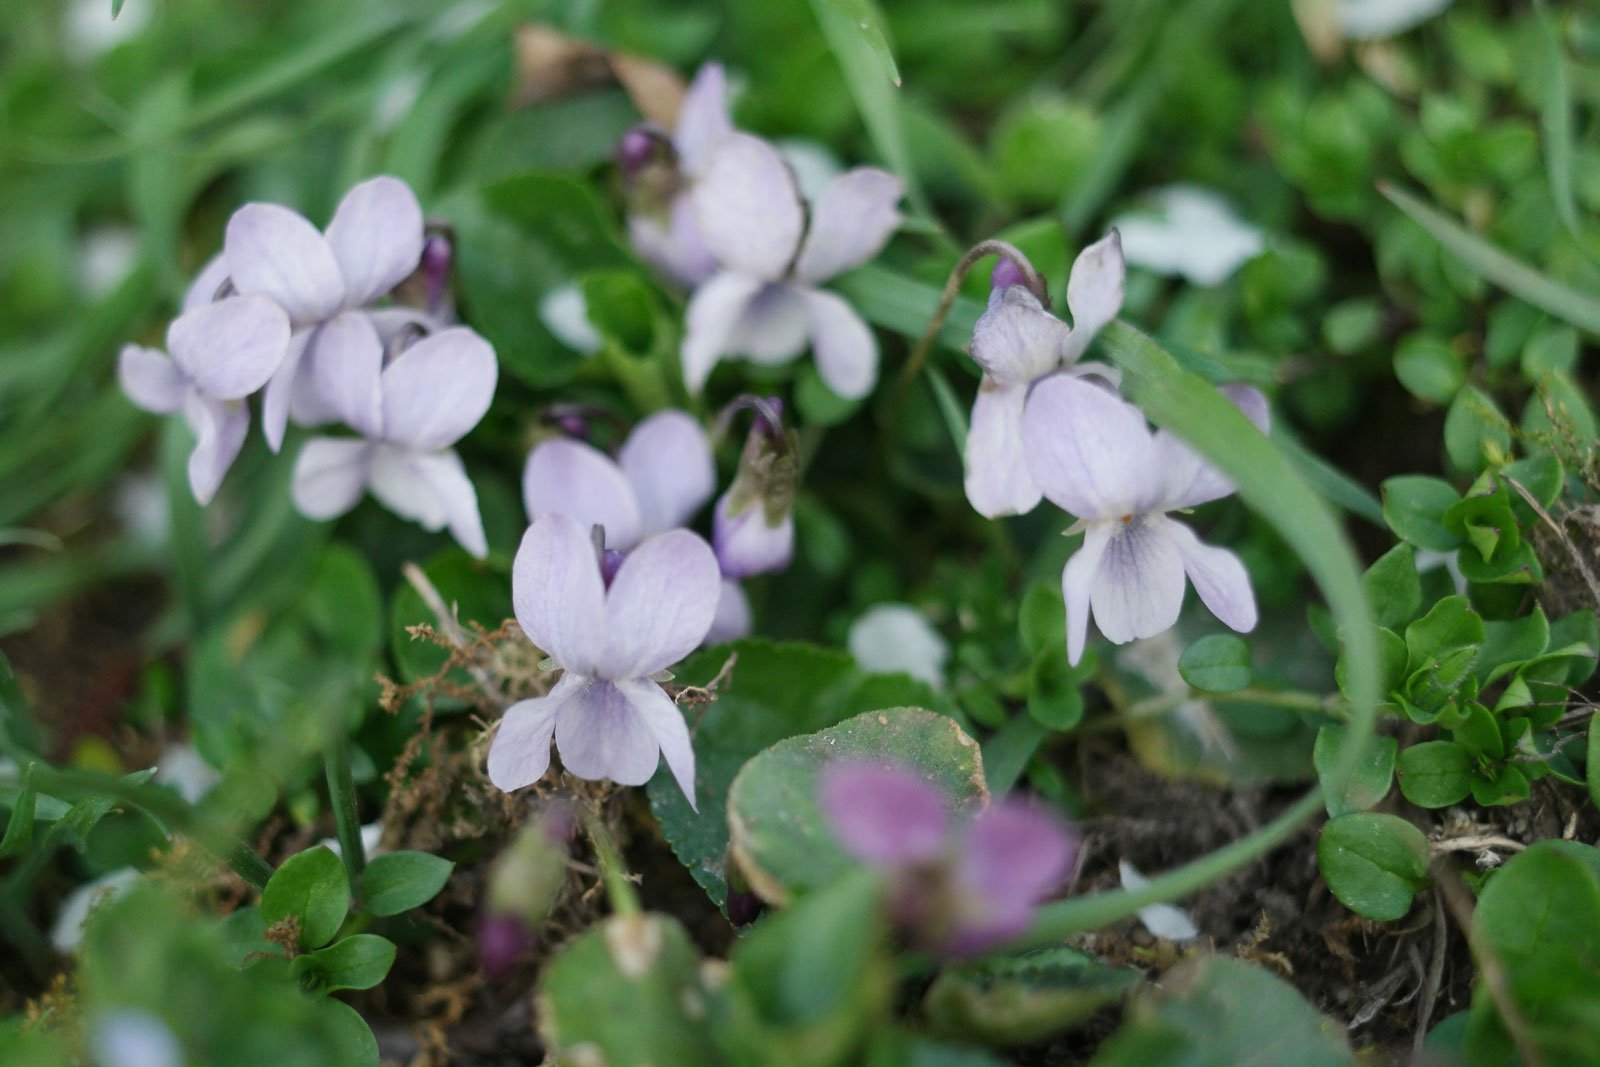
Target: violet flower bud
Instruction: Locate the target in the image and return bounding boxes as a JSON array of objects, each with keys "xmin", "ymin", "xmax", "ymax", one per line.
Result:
[
  {"xmin": 420, "ymin": 231, "xmax": 453, "ymax": 317},
  {"xmin": 990, "ymin": 255, "xmax": 1026, "ymax": 292},
  {"xmin": 477, "ymin": 913, "xmax": 535, "ymax": 983},
  {"xmin": 485, "ymin": 805, "xmax": 572, "ymax": 933},
  {"xmin": 712, "ymin": 397, "xmax": 797, "ymax": 579},
  {"xmin": 617, "ymin": 125, "xmax": 661, "ymax": 178}
]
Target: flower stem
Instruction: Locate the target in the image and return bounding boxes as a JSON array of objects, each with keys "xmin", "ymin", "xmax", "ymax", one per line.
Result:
[
  {"xmin": 582, "ymin": 811, "xmax": 640, "ymax": 917},
  {"xmin": 324, "ymin": 734, "xmax": 365, "ymax": 900}
]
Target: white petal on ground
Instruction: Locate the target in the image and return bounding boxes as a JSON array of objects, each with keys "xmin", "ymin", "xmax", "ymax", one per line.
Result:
[
  {"xmin": 88, "ymin": 1010, "xmax": 183, "ymax": 1067},
  {"xmin": 539, "ymin": 284, "xmax": 603, "ymax": 355},
  {"xmin": 51, "ymin": 868, "xmax": 140, "ymax": 953},
  {"xmin": 1337, "ymin": 0, "xmax": 1451, "ymax": 40},
  {"xmin": 1118, "ymin": 859, "xmax": 1200, "ymax": 941},
  {"xmin": 155, "ymin": 743, "xmax": 219, "ymax": 805},
  {"xmin": 846, "ymin": 604, "xmax": 950, "ymax": 690},
  {"xmin": 1112, "ymin": 186, "xmax": 1264, "ymax": 287}
]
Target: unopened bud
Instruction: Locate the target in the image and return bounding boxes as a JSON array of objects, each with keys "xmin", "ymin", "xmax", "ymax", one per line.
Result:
[
  {"xmin": 712, "ymin": 397, "xmax": 796, "ymax": 579},
  {"xmin": 990, "ymin": 256, "xmax": 1025, "ymax": 292},
  {"xmin": 485, "ymin": 804, "xmax": 572, "ymax": 938}
]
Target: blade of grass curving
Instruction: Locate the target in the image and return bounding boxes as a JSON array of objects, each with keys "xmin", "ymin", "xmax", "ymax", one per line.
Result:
[
  {"xmin": 835, "ymin": 265, "xmax": 984, "ymax": 352},
  {"xmin": 1380, "ymin": 183, "xmax": 1600, "ymax": 336},
  {"xmin": 1017, "ymin": 320, "xmax": 1380, "ymax": 945},
  {"xmin": 807, "ymin": 0, "xmax": 935, "ymax": 227},
  {"xmin": 924, "ymin": 364, "xmax": 968, "ymax": 454},
  {"xmin": 1273, "ymin": 423, "xmax": 1385, "ymax": 526},
  {"xmin": 1533, "ymin": 0, "xmax": 1586, "ymax": 254}
]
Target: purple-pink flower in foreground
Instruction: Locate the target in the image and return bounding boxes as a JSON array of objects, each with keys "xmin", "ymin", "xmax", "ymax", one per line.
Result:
[
  {"xmin": 118, "ymin": 296, "xmax": 290, "ymax": 504},
  {"xmin": 681, "ymin": 133, "xmax": 903, "ymax": 400},
  {"xmin": 819, "ymin": 763, "xmax": 1076, "ymax": 956},
  {"xmin": 223, "ymin": 176, "xmax": 427, "ymax": 451},
  {"xmin": 621, "ymin": 63, "xmax": 734, "ymax": 290},
  {"xmin": 964, "ymin": 234, "xmax": 1124, "ymax": 519},
  {"xmin": 521, "ymin": 409, "xmax": 751, "ymax": 642},
  {"xmin": 289, "ymin": 322, "xmax": 497, "ymax": 557},
  {"xmin": 487, "ymin": 514, "xmax": 721, "ymax": 806},
  {"xmin": 1020, "ymin": 375, "xmax": 1267, "ymax": 665}
]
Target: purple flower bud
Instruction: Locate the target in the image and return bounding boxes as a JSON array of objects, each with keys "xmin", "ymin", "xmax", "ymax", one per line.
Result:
[
  {"xmin": 711, "ymin": 396, "xmax": 798, "ymax": 579},
  {"xmin": 991, "ymin": 256, "xmax": 1026, "ymax": 292},
  {"xmin": 420, "ymin": 232, "xmax": 453, "ymax": 315},
  {"xmin": 617, "ymin": 126, "xmax": 660, "ymax": 177},
  {"xmin": 477, "ymin": 913, "xmax": 534, "ymax": 982}
]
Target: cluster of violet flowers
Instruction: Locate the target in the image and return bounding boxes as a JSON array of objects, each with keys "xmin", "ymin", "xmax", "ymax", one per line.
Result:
[
  {"xmin": 962, "ymin": 238, "xmax": 1265, "ymax": 664},
  {"xmin": 119, "ymin": 177, "xmax": 498, "ymax": 557}
]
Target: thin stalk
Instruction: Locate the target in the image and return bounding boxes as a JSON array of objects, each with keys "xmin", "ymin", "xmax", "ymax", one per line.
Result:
[
  {"xmin": 324, "ymin": 734, "xmax": 366, "ymax": 900},
  {"xmin": 582, "ymin": 812, "xmax": 640, "ymax": 917}
]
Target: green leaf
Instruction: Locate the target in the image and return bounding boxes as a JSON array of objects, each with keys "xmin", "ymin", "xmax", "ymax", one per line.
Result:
[
  {"xmin": 1361, "ymin": 544, "xmax": 1422, "ymax": 630},
  {"xmin": 1026, "ymin": 648, "xmax": 1088, "ymax": 731},
  {"xmin": 1396, "ymin": 741, "xmax": 1474, "ymax": 808},
  {"xmin": 1018, "ymin": 581, "xmax": 1065, "ymax": 657},
  {"xmin": 647, "ymin": 640, "xmax": 862, "ymax": 911},
  {"xmin": 1393, "ymin": 334, "xmax": 1465, "ymax": 403},
  {"xmin": 1380, "ymin": 183, "xmax": 1600, "ymax": 336},
  {"xmin": 1466, "ymin": 841, "xmax": 1600, "ymax": 1063},
  {"xmin": 1089, "ymin": 956, "xmax": 1353, "ymax": 1067},
  {"xmin": 728, "ymin": 707, "xmax": 987, "ymax": 904},
  {"xmin": 320, "ymin": 998, "xmax": 380, "ymax": 1067},
  {"xmin": 292, "ymin": 934, "xmax": 396, "ymax": 993},
  {"xmin": 1177, "ymin": 634, "xmax": 1252, "ymax": 693},
  {"xmin": 1500, "ymin": 453, "xmax": 1563, "ymax": 510},
  {"xmin": 1468, "ymin": 763, "xmax": 1530, "ymax": 807},
  {"xmin": 261, "ymin": 846, "xmax": 350, "ymax": 950},
  {"xmin": 538, "ymin": 914, "xmax": 719, "ymax": 1067},
  {"xmin": 1312, "ymin": 726, "xmax": 1396, "ymax": 817},
  {"xmin": 1381, "ymin": 476, "xmax": 1462, "ymax": 551},
  {"xmin": 1316, "ymin": 812, "xmax": 1431, "ymax": 921},
  {"xmin": 361, "ymin": 851, "xmax": 453, "ymax": 918},
  {"xmin": 807, "ymin": 0, "xmax": 924, "ymax": 217},
  {"xmin": 0, "ymin": 765, "xmax": 38, "ymax": 858},
  {"xmin": 1451, "ymin": 702, "xmax": 1505, "ymax": 762},
  {"xmin": 1588, "ymin": 714, "xmax": 1600, "ymax": 811},
  {"xmin": 1404, "ymin": 596, "xmax": 1483, "ymax": 673},
  {"xmin": 1443, "ymin": 387, "xmax": 1513, "ymax": 472},
  {"xmin": 926, "ymin": 947, "xmax": 1140, "ymax": 1046},
  {"xmin": 1534, "ymin": 1, "xmax": 1584, "ymax": 250}
]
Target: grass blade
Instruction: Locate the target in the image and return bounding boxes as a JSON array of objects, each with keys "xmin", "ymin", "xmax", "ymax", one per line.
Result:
[{"xmin": 1380, "ymin": 183, "xmax": 1600, "ymax": 336}]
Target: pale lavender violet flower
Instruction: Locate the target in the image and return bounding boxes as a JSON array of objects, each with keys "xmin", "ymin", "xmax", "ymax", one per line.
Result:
[
  {"xmin": 223, "ymin": 175, "xmax": 426, "ymax": 451},
  {"xmin": 622, "ymin": 63, "xmax": 734, "ymax": 289},
  {"xmin": 1020, "ymin": 374, "xmax": 1267, "ymax": 665},
  {"xmin": 964, "ymin": 233, "xmax": 1124, "ymax": 519},
  {"xmin": 681, "ymin": 133, "xmax": 903, "ymax": 400},
  {"xmin": 289, "ymin": 320, "xmax": 497, "ymax": 557},
  {"xmin": 522, "ymin": 408, "xmax": 715, "ymax": 551},
  {"xmin": 820, "ymin": 763, "xmax": 1076, "ymax": 956},
  {"xmin": 118, "ymin": 295, "xmax": 290, "ymax": 504},
  {"xmin": 712, "ymin": 397, "xmax": 796, "ymax": 578},
  {"xmin": 486, "ymin": 514, "xmax": 721, "ymax": 806}
]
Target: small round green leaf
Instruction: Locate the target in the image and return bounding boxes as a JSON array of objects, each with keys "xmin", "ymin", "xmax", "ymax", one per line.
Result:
[
  {"xmin": 1317, "ymin": 812, "xmax": 1431, "ymax": 921},
  {"xmin": 1394, "ymin": 334, "xmax": 1465, "ymax": 403},
  {"xmin": 261, "ymin": 846, "xmax": 350, "ymax": 950},
  {"xmin": 1312, "ymin": 725, "xmax": 1396, "ymax": 817},
  {"xmin": 1396, "ymin": 741, "xmax": 1473, "ymax": 808},
  {"xmin": 1177, "ymin": 634, "xmax": 1252, "ymax": 693},
  {"xmin": 362, "ymin": 850, "xmax": 454, "ymax": 917},
  {"xmin": 1381, "ymin": 476, "xmax": 1462, "ymax": 551},
  {"xmin": 292, "ymin": 933, "xmax": 397, "ymax": 993}
]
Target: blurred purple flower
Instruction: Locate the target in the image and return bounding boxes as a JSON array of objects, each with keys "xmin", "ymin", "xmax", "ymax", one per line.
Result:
[
  {"xmin": 289, "ymin": 322, "xmax": 497, "ymax": 557},
  {"xmin": 1020, "ymin": 375, "xmax": 1267, "ymax": 665},
  {"xmin": 681, "ymin": 133, "xmax": 903, "ymax": 400},
  {"xmin": 486, "ymin": 514, "xmax": 721, "ymax": 806},
  {"xmin": 623, "ymin": 63, "xmax": 734, "ymax": 289},
  {"xmin": 819, "ymin": 763, "xmax": 1076, "ymax": 956},
  {"xmin": 118, "ymin": 296, "xmax": 290, "ymax": 504},
  {"xmin": 222, "ymin": 176, "xmax": 427, "ymax": 451},
  {"xmin": 964, "ymin": 233, "xmax": 1124, "ymax": 519}
]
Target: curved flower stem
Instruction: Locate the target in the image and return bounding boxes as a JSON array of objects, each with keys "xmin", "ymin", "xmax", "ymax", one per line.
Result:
[
  {"xmin": 324, "ymin": 734, "xmax": 366, "ymax": 901},
  {"xmin": 583, "ymin": 810, "xmax": 640, "ymax": 917},
  {"xmin": 887, "ymin": 239, "xmax": 1044, "ymax": 428}
]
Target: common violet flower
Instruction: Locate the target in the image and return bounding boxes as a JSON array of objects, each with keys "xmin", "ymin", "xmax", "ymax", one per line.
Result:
[
  {"xmin": 681, "ymin": 133, "xmax": 903, "ymax": 399},
  {"xmin": 223, "ymin": 175, "xmax": 427, "ymax": 450},
  {"xmin": 521, "ymin": 409, "xmax": 751, "ymax": 640},
  {"xmin": 486, "ymin": 513, "xmax": 721, "ymax": 806},
  {"xmin": 1019, "ymin": 374, "xmax": 1266, "ymax": 665},
  {"xmin": 820, "ymin": 763, "xmax": 1076, "ymax": 955},
  {"xmin": 118, "ymin": 296, "xmax": 290, "ymax": 504},
  {"xmin": 620, "ymin": 63, "xmax": 734, "ymax": 289},
  {"xmin": 964, "ymin": 233, "xmax": 1124, "ymax": 518},
  {"xmin": 289, "ymin": 321, "xmax": 497, "ymax": 557}
]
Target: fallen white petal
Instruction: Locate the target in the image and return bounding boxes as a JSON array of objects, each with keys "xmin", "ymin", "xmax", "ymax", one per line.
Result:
[{"xmin": 1119, "ymin": 859, "xmax": 1199, "ymax": 942}]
